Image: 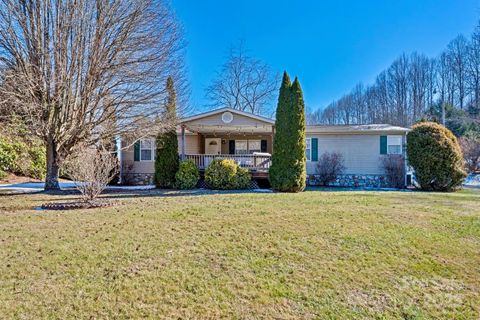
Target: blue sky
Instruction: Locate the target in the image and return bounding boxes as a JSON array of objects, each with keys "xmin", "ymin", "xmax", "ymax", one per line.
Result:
[{"xmin": 174, "ymin": 0, "xmax": 480, "ymax": 113}]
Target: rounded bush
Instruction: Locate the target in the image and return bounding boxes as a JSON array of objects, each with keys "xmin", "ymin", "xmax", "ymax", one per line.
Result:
[
  {"xmin": 205, "ymin": 159, "xmax": 251, "ymax": 190},
  {"xmin": 235, "ymin": 166, "xmax": 252, "ymax": 189},
  {"xmin": 175, "ymin": 160, "xmax": 199, "ymax": 189},
  {"xmin": 407, "ymin": 122, "xmax": 467, "ymax": 191}
]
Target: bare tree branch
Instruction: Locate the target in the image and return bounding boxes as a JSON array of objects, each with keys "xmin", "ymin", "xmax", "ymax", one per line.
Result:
[
  {"xmin": 0, "ymin": 0, "xmax": 187, "ymax": 189},
  {"xmin": 205, "ymin": 42, "xmax": 278, "ymax": 117}
]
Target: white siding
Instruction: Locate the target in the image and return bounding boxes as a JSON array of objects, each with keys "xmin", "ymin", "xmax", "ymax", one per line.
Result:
[
  {"xmin": 122, "ymin": 145, "xmax": 155, "ymax": 174},
  {"xmin": 122, "ymin": 132, "xmax": 405, "ymax": 176},
  {"xmin": 122, "ymin": 134, "xmax": 200, "ymax": 174},
  {"xmin": 306, "ymin": 134, "xmax": 393, "ymax": 175}
]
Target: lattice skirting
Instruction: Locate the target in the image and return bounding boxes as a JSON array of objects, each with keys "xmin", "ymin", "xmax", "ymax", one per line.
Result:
[{"xmin": 197, "ymin": 179, "xmax": 259, "ymax": 190}]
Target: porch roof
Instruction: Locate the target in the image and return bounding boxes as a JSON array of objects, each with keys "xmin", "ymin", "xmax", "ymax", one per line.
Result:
[{"xmin": 178, "ymin": 107, "xmax": 274, "ymax": 134}]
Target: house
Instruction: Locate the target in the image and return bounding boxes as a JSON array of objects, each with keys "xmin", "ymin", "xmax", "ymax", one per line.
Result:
[{"xmin": 119, "ymin": 107, "xmax": 410, "ymax": 187}]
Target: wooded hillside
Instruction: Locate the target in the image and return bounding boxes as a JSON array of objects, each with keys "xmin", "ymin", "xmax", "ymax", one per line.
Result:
[{"xmin": 309, "ymin": 20, "xmax": 480, "ymax": 139}]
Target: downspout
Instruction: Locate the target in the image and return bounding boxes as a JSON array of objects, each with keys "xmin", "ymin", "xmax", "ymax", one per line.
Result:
[
  {"xmin": 403, "ymin": 132, "xmax": 408, "ymax": 188},
  {"xmin": 271, "ymin": 125, "xmax": 275, "ymax": 153},
  {"xmin": 181, "ymin": 125, "xmax": 186, "ymax": 160},
  {"xmin": 117, "ymin": 135, "xmax": 122, "ymax": 185}
]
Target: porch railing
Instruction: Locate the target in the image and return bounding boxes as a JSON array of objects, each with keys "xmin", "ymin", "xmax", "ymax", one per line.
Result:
[{"xmin": 184, "ymin": 154, "xmax": 272, "ymax": 171}]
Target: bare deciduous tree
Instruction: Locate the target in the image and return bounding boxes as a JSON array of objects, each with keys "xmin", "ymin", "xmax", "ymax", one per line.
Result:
[
  {"xmin": 63, "ymin": 148, "xmax": 118, "ymax": 203},
  {"xmin": 448, "ymin": 35, "xmax": 469, "ymax": 110},
  {"xmin": 468, "ymin": 24, "xmax": 480, "ymax": 113},
  {"xmin": 388, "ymin": 54, "xmax": 409, "ymax": 126},
  {"xmin": 205, "ymin": 42, "xmax": 278, "ymax": 116},
  {"xmin": 0, "ymin": 0, "xmax": 186, "ymax": 190},
  {"xmin": 309, "ymin": 23, "xmax": 480, "ymax": 128},
  {"xmin": 408, "ymin": 53, "xmax": 430, "ymax": 123},
  {"xmin": 459, "ymin": 136, "xmax": 480, "ymax": 172}
]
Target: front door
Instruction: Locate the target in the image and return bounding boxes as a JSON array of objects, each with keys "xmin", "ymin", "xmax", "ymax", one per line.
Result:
[{"xmin": 205, "ymin": 138, "xmax": 221, "ymax": 154}]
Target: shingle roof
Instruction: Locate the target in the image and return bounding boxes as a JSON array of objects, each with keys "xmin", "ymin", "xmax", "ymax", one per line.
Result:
[
  {"xmin": 179, "ymin": 107, "xmax": 410, "ymax": 134},
  {"xmin": 306, "ymin": 124, "xmax": 409, "ymax": 134}
]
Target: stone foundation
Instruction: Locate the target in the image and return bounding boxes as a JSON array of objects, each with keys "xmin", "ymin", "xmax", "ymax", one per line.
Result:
[
  {"xmin": 122, "ymin": 172, "xmax": 395, "ymax": 189},
  {"xmin": 307, "ymin": 174, "xmax": 392, "ymax": 188},
  {"xmin": 122, "ymin": 173, "xmax": 154, "ymax": 185}
]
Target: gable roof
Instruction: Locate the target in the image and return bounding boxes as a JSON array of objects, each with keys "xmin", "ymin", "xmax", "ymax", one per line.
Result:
[{"xmin": 179, "ymin": 107, "xmax": 275, "ymax": 125}]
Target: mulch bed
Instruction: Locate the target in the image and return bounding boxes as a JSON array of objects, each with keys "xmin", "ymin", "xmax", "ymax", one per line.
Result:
[{"xmin": 40, "ymin": 199, "xmax": 118, "ymax": 210}]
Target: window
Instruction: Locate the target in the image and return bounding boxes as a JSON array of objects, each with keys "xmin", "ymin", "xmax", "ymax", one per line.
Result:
[
  {"xmin": 305, "ymin": 138, "xmax": 311, "ymax": 161},
  {"xmin": 140, "ymin": 139, "xmax": 154, "ymax": 161},
  {"xmin": 387, "ymin": 135, "xmax": 402, "ymax": 155},
  {"xmin": 248, "ymin": 140, "xmax": 261, "ymax": 154},
  {"xmin": 235, "ymin": 140, "xmax": 248, "ymax": 154},
  {"xmin": 232, "ymin": 139, "xmax": 265, "ymax": 154}
]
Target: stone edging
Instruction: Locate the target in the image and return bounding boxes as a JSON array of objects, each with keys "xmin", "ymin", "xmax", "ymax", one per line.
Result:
[{"xmin": 40, "ymin": 200, "xmax": 117, "ymax": 210}]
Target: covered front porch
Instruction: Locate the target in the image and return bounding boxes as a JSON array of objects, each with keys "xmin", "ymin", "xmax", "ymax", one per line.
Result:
[
  {"xmin": 178, "ymin": 108, "xmax": 275, "ymax": 173},
  {"xmin": 184, "ymin": 153, "xmax": 272, "ymax": 172}
]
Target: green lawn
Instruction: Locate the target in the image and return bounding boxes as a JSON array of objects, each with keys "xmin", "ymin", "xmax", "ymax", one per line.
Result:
[{"xmin": 1, "ymin": 189, "xmax": 479, "ymax": 319}]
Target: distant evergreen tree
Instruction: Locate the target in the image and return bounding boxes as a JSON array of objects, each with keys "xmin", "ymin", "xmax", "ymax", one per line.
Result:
[
  {"xmin": 269, "ymin": 72, "xmax": 307, "ymax": 192},
  {"xmin": 155, "ymin": 77, "xmax": 179, "ymax": 188}
]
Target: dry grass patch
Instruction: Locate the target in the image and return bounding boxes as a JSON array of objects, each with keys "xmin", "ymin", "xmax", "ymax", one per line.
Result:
[{"xmin": 0, "ymin": 189, "xmax": 479, "ymax": 319}]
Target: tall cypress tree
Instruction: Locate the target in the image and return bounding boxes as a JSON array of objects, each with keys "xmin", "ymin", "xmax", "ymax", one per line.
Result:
[
  {"xmin": 288, "ymin": 77, "xmax": 307, "ymax": 191},
  {"xmin": 155, "ymin": 77, "xmax": 179, "ymax": 188},
  {"xmin": 269, "ymin": 73, "xmax": 306, "ymax": 192}
]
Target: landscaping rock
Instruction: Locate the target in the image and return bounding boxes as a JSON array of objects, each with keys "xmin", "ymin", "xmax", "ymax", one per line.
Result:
[{"xmin": 40, "ymin": 200, "xmax": 118, "ymax": 210}]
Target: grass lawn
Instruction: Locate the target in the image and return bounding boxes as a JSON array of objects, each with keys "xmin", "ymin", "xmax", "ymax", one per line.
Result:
[{"xmin": 1, "ymin": 189, "xmax": 479, "ymax": 319}]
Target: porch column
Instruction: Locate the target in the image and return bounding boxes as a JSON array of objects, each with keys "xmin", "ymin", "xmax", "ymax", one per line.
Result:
[
  {"xmin": 181, "ymin": 125, "xmax": 186, "ymax": 160},
  {"xmin": 271, "ymin": 125, "xmax": 275, "ymax": 153}
]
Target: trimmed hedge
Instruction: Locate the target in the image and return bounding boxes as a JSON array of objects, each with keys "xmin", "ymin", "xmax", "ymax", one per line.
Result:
[
  {"xmin": 175, "ymin": 160, "xmax": 199, "ymax": 189},
  {"xmin": 205, "ymin": 159, "xmax": 251, "ymax": 190},
  {"xmin": 407, "ymin": 122, "xmax": 467, "ymax": 191}
]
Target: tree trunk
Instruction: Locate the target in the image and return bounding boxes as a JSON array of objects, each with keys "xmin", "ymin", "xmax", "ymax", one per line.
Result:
[{"xmin": 45, "ymin": 139, "xmax": 60, "ymax": 190}]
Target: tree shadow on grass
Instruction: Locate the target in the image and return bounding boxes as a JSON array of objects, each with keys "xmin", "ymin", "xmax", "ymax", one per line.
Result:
[
  {"xmin": 3, "ymin": 186, "xmax": 419, "ymax": 204},
  {"xmin": 5, "ymin": 187, "xmax": 273, "ymax": 202},
  {"xmin": 99, "ymin": 188, "xmax": 274, "ymax": 200},
  {"xmin": 304, "ymin": 186, "xmax": 410, "ymax": 192}
]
